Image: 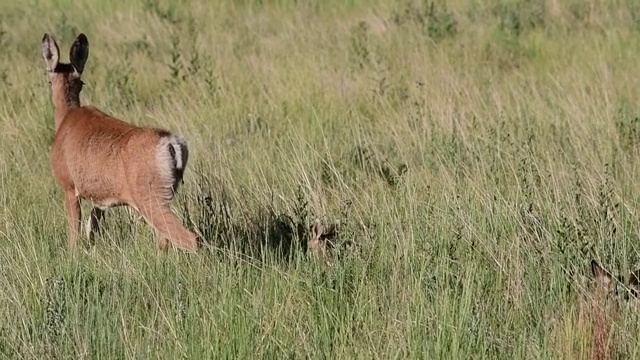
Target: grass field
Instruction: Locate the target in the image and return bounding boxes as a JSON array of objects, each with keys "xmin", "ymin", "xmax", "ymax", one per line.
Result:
[{"xmin": 3, "ymin": 0, "xmax": 640, "ymax": 358}]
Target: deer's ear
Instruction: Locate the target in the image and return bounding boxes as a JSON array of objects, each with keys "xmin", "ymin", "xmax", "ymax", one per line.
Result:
[
  {"xmin": 70, "ymin": 33, "xmax": 89, "ymax": 74},
  {"xmin": 42, "ymin": 33, "xmax": 60, "ymax": 72},
  {"xmin": 308, "ymin": 220, "xmax": 323, "ymax": 251},
  {"xmin": 312, "ymin": 221, "xmax": 323, "ymax": 241},
  {"xmin": 628, "ymin": 270, "xmax": 640, "ymax": 297},
  {"xmin": 591, "ymin": 260, "xmax": 615, "ymax": 288}
]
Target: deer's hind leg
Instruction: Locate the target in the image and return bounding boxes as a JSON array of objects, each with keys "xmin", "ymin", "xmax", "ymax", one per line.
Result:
[{"xmin": 137, "ymin": 201, "xmax": 198, "ymax": 253}]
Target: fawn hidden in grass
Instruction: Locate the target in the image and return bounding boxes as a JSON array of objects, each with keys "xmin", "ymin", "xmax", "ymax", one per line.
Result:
[
  {"xmin": 588, "ymin": 260, "xmax": 640, "ymax": 360},
  {"xmin": 41, "ymin": 32, "xmax": 199, "ymax": 253}
]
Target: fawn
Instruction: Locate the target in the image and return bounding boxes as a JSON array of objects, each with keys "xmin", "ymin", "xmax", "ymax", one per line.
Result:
[
  {"xmin": 308, "ymin": 220, "xmax": 356, "ymax": 265},
  {"xmin": 589, "ymin": 260, "xmax": 640, "ymax": 360},
  {"xmin": 41, "ymin": 32, "xmax": 198, "ymax": 253}
]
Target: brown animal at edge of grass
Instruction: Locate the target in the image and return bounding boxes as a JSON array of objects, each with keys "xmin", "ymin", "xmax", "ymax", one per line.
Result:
[
  {"xmin": 590, "ymin": 260, "xmax": 616, "ymax": 360},
  {"xmin": 588, "ymin": 260, "xmax": 640, "ymax": 360},
  {"xmin": 41, "ymin": 32, "xmax": 199, "ymax": 253}
]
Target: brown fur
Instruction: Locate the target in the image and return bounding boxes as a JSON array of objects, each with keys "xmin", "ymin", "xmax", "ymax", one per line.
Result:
[
  {"xmin": 308, "ymin": 220, "xmax": 343, "ymax": 267},
  {"xmin": 308, "ymin": 221, "xmax": 327, "ymax": 257},
  {"xmin": 588, "ymin": 260, "xmax": 640, "ymax": 359},
  {"xmin": 590, "ymin": 261, "xmax": 615, "ymax": 360},
  {"xmin": 42, "ymin": 33, "xmax": 198, "ymax": 253}
]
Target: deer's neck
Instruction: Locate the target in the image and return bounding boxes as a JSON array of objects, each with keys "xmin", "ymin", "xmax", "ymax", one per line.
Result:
[{"xmin": 53, "ymin": 90, "xmax": 80, "ymax": 132}]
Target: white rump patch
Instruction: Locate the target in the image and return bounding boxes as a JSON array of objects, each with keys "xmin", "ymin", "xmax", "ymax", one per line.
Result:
[{"xmin": 156, "ymin": 134, "xmax": 189, "ymax": 199}]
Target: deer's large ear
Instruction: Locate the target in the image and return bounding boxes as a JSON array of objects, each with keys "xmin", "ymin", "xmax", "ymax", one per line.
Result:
[
  {"xmin": 591, "ymin": 260, "xmax": 615, "ymax": 290},
  {"xmin": 308, "ymin": 220, "xmax": 323, "ymax": 251},
  {"xmin": 69, "ymin": 33, "xmax": 89, "ymax": 74},
  {"xmin": 42, "ymin": 33, "xmax": 60, "ymax": 72},
  {"xmin": 312, "ymin": 221, "xmax": 323, "ymax": 241},
  {"xmin": 628, "ymin": 270, "xmax": 640, "ymax": 298}
]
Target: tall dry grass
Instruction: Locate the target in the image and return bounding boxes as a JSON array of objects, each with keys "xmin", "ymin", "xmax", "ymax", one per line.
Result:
[{"xmin": 2, "ymin": 0, "xmax": 640, "ymax": 358}]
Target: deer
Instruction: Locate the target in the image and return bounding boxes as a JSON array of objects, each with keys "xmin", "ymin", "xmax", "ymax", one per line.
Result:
[
  {"xmin": 588, "ymin": 260, "xmax": 640, "ymax": 360},
  {"xmin": 308, "ymin": 220, "xmax": 359, "ymax": 266},
  {"xmin": 41, "ymin": 32, "xmax": 199, "ymax": 253}
]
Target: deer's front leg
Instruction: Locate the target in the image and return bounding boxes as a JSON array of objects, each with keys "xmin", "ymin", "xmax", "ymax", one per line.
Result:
[{"xmin": 65, "ymin": 190, "xmax": 81, "ymax": 252}]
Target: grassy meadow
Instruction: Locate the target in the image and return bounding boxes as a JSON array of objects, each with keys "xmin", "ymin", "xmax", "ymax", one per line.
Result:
[{"xmin": 4, "ymin": 0, "xmax": 640, "ymax": 358}]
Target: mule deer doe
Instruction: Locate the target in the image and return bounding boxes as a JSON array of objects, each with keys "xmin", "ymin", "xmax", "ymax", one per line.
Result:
[{"xmin": 41, "ymin": 33, "xmax": 199, "ymax": 253}]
